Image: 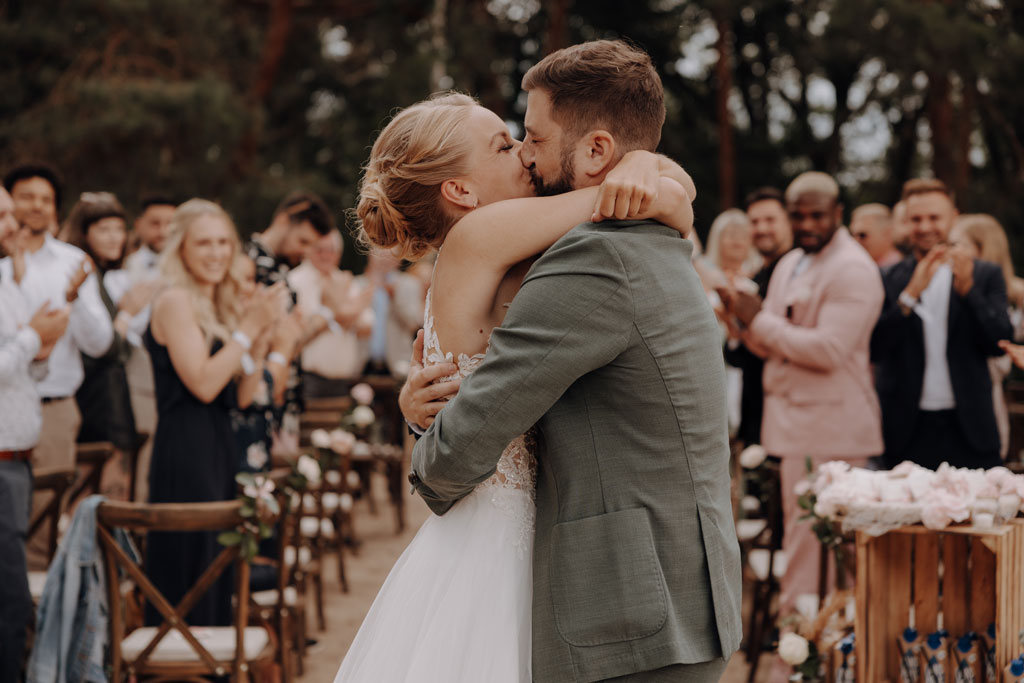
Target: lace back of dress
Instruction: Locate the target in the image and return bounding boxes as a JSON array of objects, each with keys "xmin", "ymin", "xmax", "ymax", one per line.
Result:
[{"xmin": 421, "ymin": 289, "xmax": 536, "ymax": 493}]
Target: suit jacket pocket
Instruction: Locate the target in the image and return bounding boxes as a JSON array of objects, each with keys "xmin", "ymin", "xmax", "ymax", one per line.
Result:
[{"xmin": 549, "ymin": 507, "xmax": 668, "ymax": 647}]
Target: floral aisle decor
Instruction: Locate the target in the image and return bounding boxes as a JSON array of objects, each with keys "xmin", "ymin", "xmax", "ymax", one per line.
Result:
[
  {"xmin": 801, "ymin": 460, "xmax": 1024, "ymax": 537},
  {"xmin": 738, "ymin": 443, "xmax": 774, "ymax": 519},
  {"xmin": 777, "ymin": 589, "xmax": 856, "ymax": 682},
  {"xmin": 344, "ymin": 382, "xmax": 377, "ymax": 438},
  {"xmin": 219, "ymin": 472, "xmax": 280, "ymax": 561}
]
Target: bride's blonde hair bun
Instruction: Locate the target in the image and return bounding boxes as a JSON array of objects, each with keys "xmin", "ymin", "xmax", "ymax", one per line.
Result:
[{"xmin": 356, "ymin": 92, "xmax": 477, "ymax": 260}]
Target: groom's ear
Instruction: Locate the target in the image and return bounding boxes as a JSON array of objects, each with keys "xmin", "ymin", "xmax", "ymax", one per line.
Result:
[
  {"xmin": 576, "ymin": 130, "xmax": 617, "ymax": 180},
  {"xmin": 439, "ymin": 179, "xmax": 477, "ymax": 211}
]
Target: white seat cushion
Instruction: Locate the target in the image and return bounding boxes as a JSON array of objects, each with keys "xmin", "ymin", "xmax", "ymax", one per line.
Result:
[
  {"xmin": 747, "ymin": 548, "xmax": 788, "ymax": 581},
  {"xmin": 300, "ymin": 516, "xmax": 335, "ymax": 539},
  {"xmin": 121, "ymin": 626, "xmax": 270, "ymax": 663},
  {"xmin": 252, "ymin": 586, "xmax": 299, "ymax": 607},
  {"xmin": 735, "ymin": 518, "xmax": 768, "ymax": 542},
  {"xmin": 283, "ymin": 545, "xmax": 312, "ymax": 568},
  {"xmin": 28, "ymin": 571, "xmax": 47, "ymax": 602}
]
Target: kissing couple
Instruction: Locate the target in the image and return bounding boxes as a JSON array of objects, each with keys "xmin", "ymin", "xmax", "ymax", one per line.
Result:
[{"xmin": 334, "ymin": 39, "xmax": 742, "ymax": 683}]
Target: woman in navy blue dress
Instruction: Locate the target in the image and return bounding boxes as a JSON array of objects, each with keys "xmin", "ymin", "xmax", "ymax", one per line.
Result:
[{"xmin": 144, "ymin": 199, "xmax": 285, "ymax": 626}]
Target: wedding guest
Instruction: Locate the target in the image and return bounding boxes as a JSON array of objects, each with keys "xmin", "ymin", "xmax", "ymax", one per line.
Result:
[
  {"xmin": 355, "ymin": 248, "xmax": 425, "ymax": 377},
  {"xmin": 892, "ymin": 199, "xmax": 913, "ymax": 255},
  {"xmin": 1, "ymin": 163, "xmax": 113, "ymax": 568},
  {"xmin": 245, "ymin": 191, "xmax": 335, "ymax": 452},
  {"xmin": 871, "ymin": 179, "xmax": 1012, "ymax": 470},
  {"xmin": 949, "ymin": 213, "xmax": 1024, "ymax": 459},
  {"xmin": 125, "ymin": 194, "xmax": 175, "ymax": 278},
  {"xmin": 851, "ymin": 203, "xmax": 902, "ymax": 267},
  {"xmin": 718, "ymin": 171, "xmax": 884, "ymax": 617},
  {"xmin": 701, "ymin": 208, "xmax": 761, "ymax": 285},
  {"xmin": 144, "ymin": 199, "xmax": 283, "ymax": 626},
  {"xmin": 64, "ymin": 192, "xmax": 150, "ymax": 500},
  {"xmin": 0, "ymin": 185, "xmax": 69, "ymax": 682},
  {"xmin": 723, "ymin": 187, "xmax": 793, "ymax": 446},
  {"xmin": 122, "ymin": 194, "xmax": 175, "ymax": 502},
  {"xmin": 288, "ymin": 229, "xmax": 371, "ymax": 399}
]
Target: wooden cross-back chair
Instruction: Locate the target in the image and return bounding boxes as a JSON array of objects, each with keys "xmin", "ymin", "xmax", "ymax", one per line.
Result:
[
  {"xmin": 250, "ymin": 467, "xmax": 307, "ymax": 681},
  {"xmin": 27, "ymin": 466, "xmax": 76, "ymax": 564},
  {"xmin": 69, "ymin": 441, "xmax": 116, "ymax": 504},
  {"xmin": 96, "ymin": 500, "xmax": 277, "ymax": 683}
]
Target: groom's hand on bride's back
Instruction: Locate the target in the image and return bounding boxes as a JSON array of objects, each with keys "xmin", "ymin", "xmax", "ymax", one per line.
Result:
[{"xmin": 400, "ymin": 329, "xmax": 460, "ymax": 430}]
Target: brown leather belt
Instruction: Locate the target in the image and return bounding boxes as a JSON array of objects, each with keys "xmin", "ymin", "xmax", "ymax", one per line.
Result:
[{"xmin": 0, "ymin": 450, "xmax": 32, "ymax": 462}]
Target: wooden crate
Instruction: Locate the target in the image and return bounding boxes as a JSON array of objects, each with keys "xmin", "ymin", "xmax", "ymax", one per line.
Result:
[{"xmin": 855, "ymin": 520, "xmax": 1024, "ymax": 682}]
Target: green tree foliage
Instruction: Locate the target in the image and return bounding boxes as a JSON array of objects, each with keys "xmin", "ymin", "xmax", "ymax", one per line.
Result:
[{"xmin": 2, "ymin": 0, "xmax": 1023, "ymax": 262}]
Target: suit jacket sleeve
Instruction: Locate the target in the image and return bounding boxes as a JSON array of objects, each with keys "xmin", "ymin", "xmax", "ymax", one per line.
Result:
[
  {"xmin": 748, "ymin": 259, "xmax": 884, "ymax": 372},
  {"xmin": 870, "ymin": 262, "xmax": 915, "ymax": 363},
  {"xmin": 409, "ymin": 230, "xmax": 633, "ymax": 515},
  {"xmin": 962, "ymin": 260, "xmax": 1012, "ymax": 356}
]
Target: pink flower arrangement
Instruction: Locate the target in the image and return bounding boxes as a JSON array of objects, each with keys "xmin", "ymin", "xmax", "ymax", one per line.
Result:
[{"xmin": 807, "ymin": 460, "xmax": 1024, "ymax": 533}]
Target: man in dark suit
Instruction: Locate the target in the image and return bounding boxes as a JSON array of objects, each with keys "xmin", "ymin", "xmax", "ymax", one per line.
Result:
[
  {"xmin": 723, "ymin": 187, "xmax": 792, "ymax": 446},
  {"xmin": 871, "ymin": 178, "xmax": 1012, "ymax": 469}
]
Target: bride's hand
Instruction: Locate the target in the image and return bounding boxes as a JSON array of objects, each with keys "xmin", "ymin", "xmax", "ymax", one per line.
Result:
[
  {"xmin": 592, "ymin": 150, "xmax": 661, "ymax": 221},
  {"xmin": 642, "ymin": 177, "xmax": 694, "ymax": 238},
  {"xmin": 399, "ymin": 330, "xmax": 460, "ymax": 429}
]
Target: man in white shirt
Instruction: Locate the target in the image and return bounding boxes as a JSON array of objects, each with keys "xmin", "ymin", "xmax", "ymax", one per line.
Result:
[
  {"xmin": 1, "ymin": 164, "xmax": 113, "ymax": 566},
  {"xmin": 871, "ymin": 178, "xmax": 1012, "ymax": 469},
  {"xmin": 0, "ymin": 185, "xmax": 69, "ymax": 680},
  {"xmin": 356, "ymin": 249, "xmax": 425, "ymax": 377},
  {"xmin": 288, "ymin": 229, "xmax": 371, "ymax": 398},
  {"xmin": 122, "ymin": 194, "xmax": 175, "ymax": 502}
]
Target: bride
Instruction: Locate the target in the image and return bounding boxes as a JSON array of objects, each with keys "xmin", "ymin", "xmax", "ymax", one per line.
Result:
[{"xmin": 334, "ymin": 92, "xmax": 693, "ymax": 683}]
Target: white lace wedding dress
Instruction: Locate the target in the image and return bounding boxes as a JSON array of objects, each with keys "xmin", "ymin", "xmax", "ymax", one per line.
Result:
[{"xmin": 333, "ymin": 290, "xmax": 536, "ymax": 683}]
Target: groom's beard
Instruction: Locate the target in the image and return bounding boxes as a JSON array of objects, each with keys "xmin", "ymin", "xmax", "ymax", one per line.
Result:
[{"xmin": 529, "ymin": 148, "xmax": 576, "ymax": 197}]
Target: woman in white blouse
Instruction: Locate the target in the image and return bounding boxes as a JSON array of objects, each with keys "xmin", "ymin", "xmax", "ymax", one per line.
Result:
[{"xmin": 63, "ymin": 192, "xmax": 155, "ymax": 499}]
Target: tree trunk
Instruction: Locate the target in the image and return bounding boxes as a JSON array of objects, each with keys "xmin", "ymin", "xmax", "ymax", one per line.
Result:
[
  {"xmin": 543, "ymin": 0, "xmax": 571, "ymax": 55},
  {"xmin": 229, "ymin": 0, "xmax": 294, "ymax": 183},
  {"xmin": 429, "ymin": 0, "xmax": 448, "ymax": 92},
  {"xmin": 714, "ymin": 12, "xmax": 736, "ymax": 210},
  {"xmin": 927, "ymin": 70, "xmax": 954, "ymax": 186},
  {"xmin": 953, "ymin": 76, "xmax": 975, "ymax": 198}
]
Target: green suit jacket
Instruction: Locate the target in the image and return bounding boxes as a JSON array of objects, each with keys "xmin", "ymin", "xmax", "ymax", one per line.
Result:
[{"xmin": 410, "ymin": 221, "xmax": 742, "ymax": 682}]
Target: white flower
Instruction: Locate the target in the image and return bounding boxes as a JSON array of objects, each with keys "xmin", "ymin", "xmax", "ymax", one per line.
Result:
[
  {"xmin": 350, "ymin": 382, "xmax": 375, "ymax": 406},
  {"xmin": 329, "ymin": 429, "xmax": 355, "ymax": 455},
  {"xmin": 243, "ymin": 476, "xmax": 275, "ymax": 501},
  {"xmin": 246, "ymin": 442, "xmax": 268, "ymax": 470},
  {"xmin": 778, "ymin": 632, "xmax": 810, "ymax": 666},
  {"xmin": 351, "ymin": 405, "xmax": 376, "ymax": 428},
  {"xmin": 310, "ymin": 428, "xmax": 331, "ymax": 449},
  {"xmin": 739, "ymin": 444, "xmax": 767, "ymax": 469},
  {"xmin": 793, "ymin": 479, "xmax": 812, "ymax": 497},
  {"xmin": 296, "ymin": 454, "xmax": 321, "ymax": 485},
  {"xmin": 741, "ymin": 495, "xmax": 761, "ymax": 514}
]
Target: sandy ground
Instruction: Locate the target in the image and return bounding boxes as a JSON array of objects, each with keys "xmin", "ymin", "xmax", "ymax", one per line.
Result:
[{"xmin": 298, "ymin": 480, "xmax": 774, "ymax": 683}]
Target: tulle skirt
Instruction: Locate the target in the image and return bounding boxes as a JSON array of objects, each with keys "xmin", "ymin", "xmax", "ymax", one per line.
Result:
[{"xmin": 334, "ymin": 483, "xmax": 534, "ymax": 683}]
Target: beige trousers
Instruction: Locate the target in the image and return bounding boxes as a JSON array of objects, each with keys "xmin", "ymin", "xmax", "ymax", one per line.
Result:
[
  {"xmin": 27, "ymin": 397, "xmax": 80, "ymax": 570},
  {"xmin": 125, "ymin": 346, "xmax": 157, "ymax": 502}
]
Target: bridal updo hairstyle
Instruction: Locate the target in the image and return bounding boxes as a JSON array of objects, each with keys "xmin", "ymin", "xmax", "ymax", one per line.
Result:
[{"xmin": 357, "ymin": 93, "xmax": 478, "ymax": 260}]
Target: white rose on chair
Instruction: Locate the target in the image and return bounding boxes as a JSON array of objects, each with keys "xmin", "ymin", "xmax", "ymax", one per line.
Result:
[
  {"xmin": 778, "ymin": 632, "xmax": 810, "ymax": 666},
  {"xmin": 739, "ymin": 444, "xmax": 767, "ymax": 469},
  {"xmin": 351, "ymin": 405, "xmax": 376, "ymax": 428},
  {"xmin": 350, "ymin": 382, "xmax": 375, "ymax": 406},
  {"xmin": 296, "ymin": 454, "xmax": 322, "ymax": 485},
  {"xmin": 310, "ymin": 428, "xmax": 331, "ymax": 449}
]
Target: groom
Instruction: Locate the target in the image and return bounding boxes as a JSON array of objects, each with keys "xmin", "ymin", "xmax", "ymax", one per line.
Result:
[{"xmin": 403, "ymin": 40, "xmax": 741, "ymax": 682}]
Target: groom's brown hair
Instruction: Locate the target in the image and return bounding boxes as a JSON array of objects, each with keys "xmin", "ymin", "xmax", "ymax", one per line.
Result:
[{"xmin": 522, "ymin": 40, "xmax": 665, "ymax": 154}]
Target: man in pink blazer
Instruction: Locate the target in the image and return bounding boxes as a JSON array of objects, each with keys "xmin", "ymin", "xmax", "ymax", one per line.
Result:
[{"xmin": 720, "ymin": 171, "xmax": 884, "ymax": 617}]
